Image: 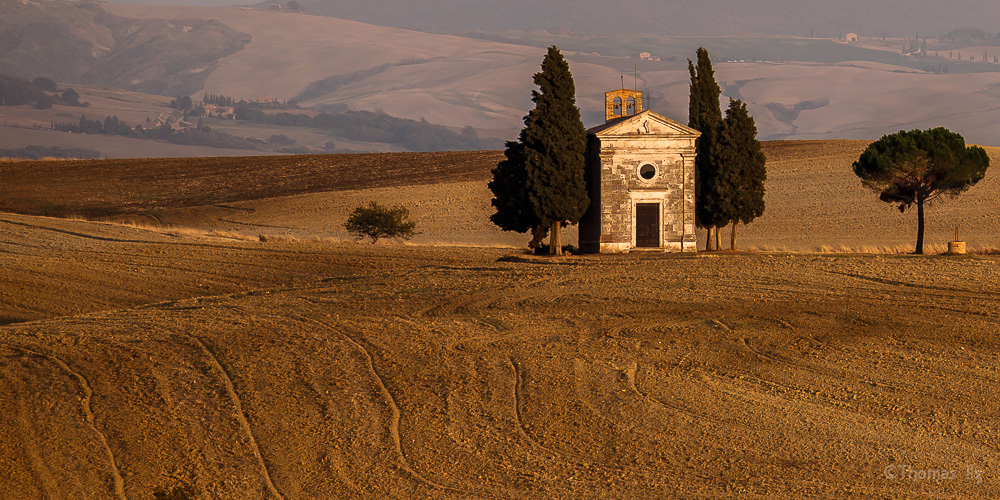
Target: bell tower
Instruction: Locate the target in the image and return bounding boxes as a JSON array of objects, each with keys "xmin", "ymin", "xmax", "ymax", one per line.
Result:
[{"xmin": 604, "ymin": 88, "xmax": 643, "ymax": 122}]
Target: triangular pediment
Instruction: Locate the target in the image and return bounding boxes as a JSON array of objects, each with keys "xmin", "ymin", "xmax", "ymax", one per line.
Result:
[{"xmin": 587, "ymin": 110, "xmax": 700, "ymax": 138}]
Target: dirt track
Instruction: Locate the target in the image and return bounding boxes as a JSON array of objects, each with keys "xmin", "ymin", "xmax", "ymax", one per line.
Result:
[{"xmin": 2, "ymin": 211, "xmax": 1000, "ymax": 498}]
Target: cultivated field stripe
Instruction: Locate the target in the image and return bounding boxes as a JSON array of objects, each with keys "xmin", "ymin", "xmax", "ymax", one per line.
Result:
[
  {"xmin": 303, "ymin": 317, "xmax": 466, "ymax": 494},
  {"xmin": 627, "ymin": 360, "xmax": 722, "ymax": 424},
  {"xmin": 0, "ymin": 216, "xmax": 319, "ymax": 256},
  {"xmin": 0, "ymin": 342, "xmax": 127, "ymax": 500},
  {"xmin": 184, "ymin": 335, "xmax": 287, "ymax": 500},
  {"xmin": 0, "ymin": 218, "xmax": 149, "ymax": 244},
  {"xmin": 507, "ymin": 357, "xmax": 558, "ymax": 458},
  {"xmin": 1, "ymin": 364, "xmax": 60, "ymax": 499}
]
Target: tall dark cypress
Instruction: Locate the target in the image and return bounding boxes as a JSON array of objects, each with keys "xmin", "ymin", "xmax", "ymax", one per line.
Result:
[
  {"xmin": 711, "ymin": 99, "xmax": 767, "ymax": 250},
  {"xmin": 488, "ymin": 139, "xmax": 538, "ymax": 234},
  {"xmin": 688, "ymin": 47, "xmax": 724, "ymax": 250},
  {"xmin": 488, "ymin": 46, "xmax": 588, "ymax": 255}
]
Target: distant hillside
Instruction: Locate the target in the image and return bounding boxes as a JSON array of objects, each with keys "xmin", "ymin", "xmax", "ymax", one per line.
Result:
[
  {"xmin": 0, "ymin": 0, "xmax": 249, "ymax": 96},
  {"xmin": 281, "ymin": 0, "xmax": 1000, "ymax": 38},
  {"xmin": 0, "ymin": 74, "xmax": 55, "ymax": 109},
  {"xmin": 0, "ymin": 81, "xmax": 500, "ymax": 157},
  {"xmin": 7, "ymin": 1, "xmax": 1000, "ymax": 151}
]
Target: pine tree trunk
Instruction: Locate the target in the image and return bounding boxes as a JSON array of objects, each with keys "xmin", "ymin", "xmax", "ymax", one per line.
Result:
[
  {"xmin": 730, "ymin": 222, "xmax": 738, "ymax": 251},
  {"xmin": 715, "ymin": 226, "xmax": 722, "ymax": 251},
  {"xmin": 556, "ymin": 222, "xmax": 562, "ymax": 255},
  {"xmin": 550, "ymin": 221, "xmax": 561, "ymax": 256},
  {"xmin": 705, "ymin": 227, "xmax": 716, "ymax": 251},
  {"xmin": 915, "ymin": 199, "xmax": 925, "ymax": 255}
]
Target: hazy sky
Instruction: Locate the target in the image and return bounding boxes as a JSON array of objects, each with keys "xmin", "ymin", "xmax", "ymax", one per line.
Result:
[
  {"xmin": 95, "ymin": 0, "xmax": 1000, "ymax": 38},
  {"xmin": 101, "ymin": 1, "xmax": 249, "ymax": 5}
]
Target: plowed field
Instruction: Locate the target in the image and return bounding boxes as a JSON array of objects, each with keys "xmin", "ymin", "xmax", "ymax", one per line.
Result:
[{"xmin": 2, "ymin": 142, "xmax": 999, "ymax": 498}]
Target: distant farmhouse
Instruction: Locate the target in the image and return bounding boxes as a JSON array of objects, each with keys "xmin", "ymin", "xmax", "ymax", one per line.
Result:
[
  {"xmin": 580, "ymin": 89, "xmax": 699, "ymax": 253},
  {"xmin": 846, "ymin": 33, "xmax": 859, "ymax": 43},
  {"xmin": 152, "ymin": 112, "xmax": 192, "ymax": 131},
  {"xmin": 203, "ymin": 104, "xmax": 236, "ymax": 120}
]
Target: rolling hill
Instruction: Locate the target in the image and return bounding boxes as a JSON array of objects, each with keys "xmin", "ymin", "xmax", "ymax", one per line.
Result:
[
  {"xmin": 2, "ymin": 140, "xmax": 1000, "ymax": 498},
  {"xmin": 5, "ymin": 1, "xmax": 1000, "ymax": 154},
  {"xmin": 2, "ymin": 140, "xmax": 999, "ymax": 252},
  {"xmin": 267, "ymin": 0, "xmax": 1000, "ymax": 39},
  {"xmin": 0, "ymin": 0, "xmax": 250, "ymax": 96},
  {"xmin": 104, "ymin": 3, "xmax": 1000, "ymax": 144}
]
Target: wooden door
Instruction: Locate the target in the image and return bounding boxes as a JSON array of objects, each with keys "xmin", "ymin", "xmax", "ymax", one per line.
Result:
[{"xmin": 635, "ymin": 203, "xmax": 660, "ymax": 248}]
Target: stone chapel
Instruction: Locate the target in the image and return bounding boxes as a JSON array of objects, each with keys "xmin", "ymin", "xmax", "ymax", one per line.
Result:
[{"xmin": 579, "ymin": 88, "xmax": 700, "ymax": 253}]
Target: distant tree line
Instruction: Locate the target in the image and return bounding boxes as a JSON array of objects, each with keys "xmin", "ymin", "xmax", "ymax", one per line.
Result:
[
  {"xmin": 928, "ymin": 27, "xmax": 1000, "ymax": 48},
  {"xmin": 54, "ymin": 115, "xmax": 143, "ymax": 137},
  {"xmin": 169, "ymin": 95, "xmax": 194, "ymax": 111},
  {"xmin": 233, "ymin": 108, "xmax": 500, "ymax": 151},
  {"xmin": 0, "ymin": 73, "xmax": 86, "ymax": 110},
  {"xmin": 51, "ymin": 107, "xmax": 496, "ymax": 153},
  {"xmin": 202, "ymin": 93, "xmax": 237, "ymax": 107},
  {"xmin": 17, "ymin": 79, "xmax": 497, "ymax": 153},
  {"xmin": 0, "ymin": 145, "xmax": 101, "ymax": 160},
  {"xmin": 0, "ymin": 74, "xmax": 52, "ymax": 109},
  {"xmin": 944, "ymin": 27, "xmax": 996, "ymax": 42},
  {"xmin": 54, "ymin": 115, "xmax": 137, "ymax": 137},
  {"xmin": 52, "ymin": 114, "xmax": 277, "ymax": 151},
  {"xmin": 170, "ymin": 93, "xmax": 298, "ymax": 112},
  {"xmin": 192, "ymin": 91, "xmax": 498, "ymax": 151}
]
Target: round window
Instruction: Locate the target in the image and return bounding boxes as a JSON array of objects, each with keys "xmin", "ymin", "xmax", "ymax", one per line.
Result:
[{"xmin": 638, "ymin": 163, "xmax": 657, "ymax": 180}]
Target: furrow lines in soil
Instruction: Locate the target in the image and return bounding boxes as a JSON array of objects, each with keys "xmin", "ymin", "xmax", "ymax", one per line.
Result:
[
  {"xmin": 0, "ymin": 342, "xmax": 127, "ymax": 500},
  {"xmin": 183, "ymin": 335, "xmax": 287, "ymax": 500}
]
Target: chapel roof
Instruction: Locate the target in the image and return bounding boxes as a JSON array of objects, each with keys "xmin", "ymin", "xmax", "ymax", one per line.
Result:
[{"xmin": 587, "ymin": 109, "xmax": 700, "ymax": 138}]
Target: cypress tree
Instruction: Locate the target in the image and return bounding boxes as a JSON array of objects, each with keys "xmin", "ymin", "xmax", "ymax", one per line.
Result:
[
  {"xmin": 489, "ymin": 139, "xmax": 539, "ymax": 234},
  {"xmin": 711, "ymin": 99, "xmax": 767, "ymax": 250},
  {"xmin": 688, "ymin": 47, "xmax": 724, "ymax": 251},
  {"xmin": 488, "ymin": 46, "xmax": 588, "ymax": 255}
]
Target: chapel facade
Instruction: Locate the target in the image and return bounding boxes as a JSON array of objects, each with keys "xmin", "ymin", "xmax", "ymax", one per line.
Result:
[{"xmin": 579, "ymin": 89, "xmax": 700, "ymax": 253}]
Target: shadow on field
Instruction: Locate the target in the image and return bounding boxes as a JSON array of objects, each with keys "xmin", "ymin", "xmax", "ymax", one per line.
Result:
[{"xmin": 0, "ymin": 315, "xmax": 29, "ymax": 326}]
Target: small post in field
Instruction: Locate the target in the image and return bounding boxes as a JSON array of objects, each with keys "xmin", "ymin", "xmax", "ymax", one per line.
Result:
[{"xmin": 948, "ymin": 226, "xmax": 966, "ymax": 255}]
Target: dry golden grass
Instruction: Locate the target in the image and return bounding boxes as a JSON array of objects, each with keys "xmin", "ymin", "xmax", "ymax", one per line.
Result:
[{"xmin": 0, "ymin": 156, "xmax": 78, "ymax": 162}]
